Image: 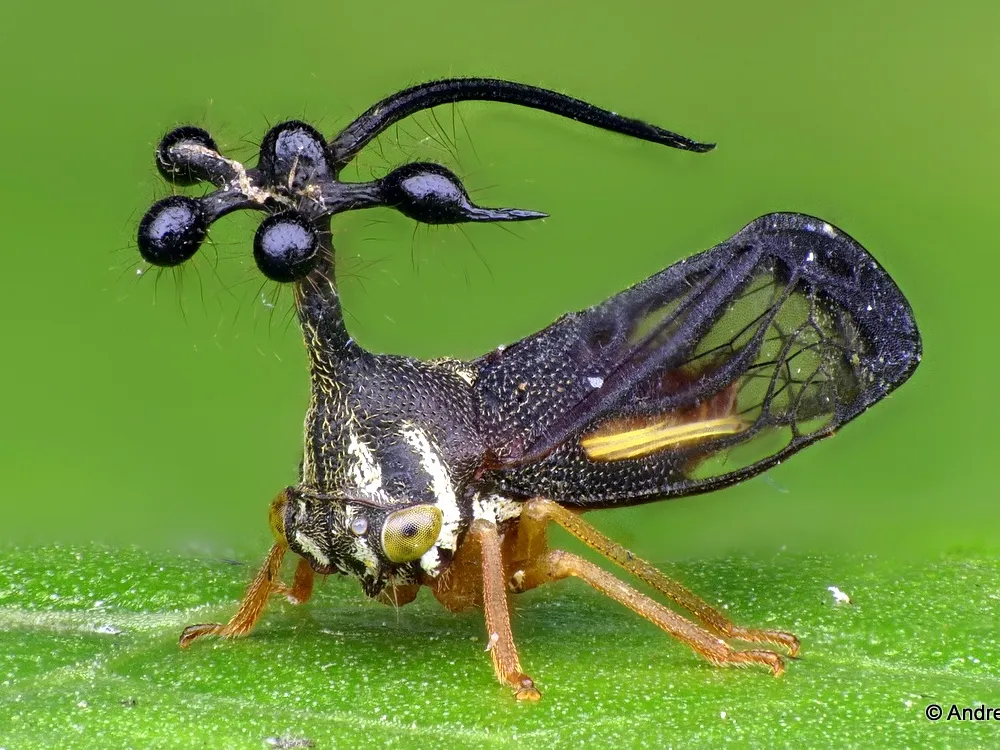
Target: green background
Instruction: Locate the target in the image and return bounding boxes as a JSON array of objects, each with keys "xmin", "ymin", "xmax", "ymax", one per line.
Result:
[
  {"xmin": 1, "ymin": 1, "xmax": 997, "ymax": 746},
  {"xmin": 2, "ymin": 0, "xmax": 992, "ymax": 558}
]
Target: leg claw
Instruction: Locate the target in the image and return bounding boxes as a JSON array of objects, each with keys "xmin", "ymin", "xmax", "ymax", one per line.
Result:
[
  {"xmin": 514, "ymin": 676, "xmax": 542, "ymax": 702},
  {"xmin": 179, "ymin": 623, "xmax": 223, "ymax": 648}
]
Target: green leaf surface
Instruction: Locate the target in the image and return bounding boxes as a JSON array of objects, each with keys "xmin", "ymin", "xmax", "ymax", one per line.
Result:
[{"xmin": 1, "ymin": 547, "xmax": 997, "ymax": 748}]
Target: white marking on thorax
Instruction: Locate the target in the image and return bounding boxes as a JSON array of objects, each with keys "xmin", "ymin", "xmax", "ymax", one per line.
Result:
[
  {"xmin": 353, "ymin": 536, "xmax": 380, "ymax": 573},
  {"xmin": 430, "ymin": 358, "xmax": 476, "ymax": 386},
  {"xmin": 293, "ymin": 531, "xmax": 329, "ymax": 568},
  {"xmin": 472, "ymin": 493, "xmax": 523, "ymax": 525},
  {"xmin": 346, "ymin": 426, "xmax": 385, "ymax": 500},
  {"xmin": 454, "ymin": 368, "xmax": 477, "ymax": 386},
  {"xmin": 419, "ymin": 547, "xmax": 442, "ymax": 576},
  {"xmin": 400, "ymin": 423, "xmax": 459, "ymax": 576}
]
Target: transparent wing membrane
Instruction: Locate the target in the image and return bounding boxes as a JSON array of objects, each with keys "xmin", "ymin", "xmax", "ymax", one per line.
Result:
[
  {"xmin": 587, "ymin": 264, "xmax": 859, "ymax": 471},
  {"xmin": 475, "ymin": 213, "xmax": 920, "ymax": 506}
]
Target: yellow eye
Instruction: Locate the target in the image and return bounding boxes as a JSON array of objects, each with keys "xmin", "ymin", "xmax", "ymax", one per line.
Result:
[{"xmin": 380, "ymin": 505, "xmax": 443, "ymax": 563}]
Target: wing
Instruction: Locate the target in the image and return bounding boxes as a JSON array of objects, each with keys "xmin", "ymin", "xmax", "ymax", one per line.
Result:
[{"xmin": 471, "ymin": 212, "xmax": 921, "ymax": 507}]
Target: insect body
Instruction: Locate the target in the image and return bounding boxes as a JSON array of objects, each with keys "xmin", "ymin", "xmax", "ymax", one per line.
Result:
[{"xmin": 137, "ymin": 79, "xmax": 921, "ymax": 700}]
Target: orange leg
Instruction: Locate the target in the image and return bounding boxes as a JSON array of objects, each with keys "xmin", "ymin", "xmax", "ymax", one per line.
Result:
[
  {"xmin": 508, "ymin": 498, "xmax": 798, "ymax": 672},
  {"xmin": 376, "ymin": 583, "xmax": 421, "ymax": 607},
  {"xmin": 476, "ymin": 520, "xmax": 542, "ymax": 701},
  {"xmin": 521, "ymin": 548, "xmax": 787, "ymax": 675},
  {"xmin": 271, "ymin": 556, "xmax": 316, "ymax": 604},
  {"xmin": 431, "ymin": 519, "xmax": 541, "ymax": 701},
  {"xmin": 181, "ymin": 488, "xmax": 315, "ymax": 647},
  {"xmin": 429, "ymin": 531, "xmax": 483, "ymax": 614},
  {"xmin": 180, "ymin": 542, "xmax": 291, "ymax": 647}
]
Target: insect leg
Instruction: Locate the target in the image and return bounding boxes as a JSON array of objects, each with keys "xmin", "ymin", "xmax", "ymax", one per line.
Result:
[
  {"xmin": 180, "ymin": 489, "xmax": 310, "ymax": 646},
  {"xmin": 520, "ymin": 498, "xmax": 799, "ymax": 657},
  {"xmin": 180, "ymin": 541, "xmax": 288, "ymax": 647},
  {"xmin": 469, "ymin": 519, "xmax": 542, "ymax": 701},
  {"xmin": 375, "ymin": 583, "xmax": 421, "ymax": 607},
  {"xmin": 271, "ymin": 556, "xmax": 316, "ymax": 605},
  {"xmin": 522, "ymin": 548, "xmax": 788, "ymax": 675}
]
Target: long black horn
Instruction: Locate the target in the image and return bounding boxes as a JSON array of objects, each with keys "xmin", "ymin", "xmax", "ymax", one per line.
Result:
[{"xmin": 327, "ymin": 77, "xmax": 714, "ymax": 170}]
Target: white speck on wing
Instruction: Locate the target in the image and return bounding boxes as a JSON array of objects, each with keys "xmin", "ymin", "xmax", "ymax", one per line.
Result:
[{"xmin": 587, "ymin": 376, "xmax": 604, "ymax": 389}]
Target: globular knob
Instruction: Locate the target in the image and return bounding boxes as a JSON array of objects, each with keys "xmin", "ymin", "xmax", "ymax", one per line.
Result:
[
  {"xmin": 137, "ymin": 196, "xmax": 208, "ymax": 266},
  {"xmin": 155, "ymin": 126, "xmax": 219, "ymax": 185},
  {"xmin": 376, "ymin": 162, "xmax": 545, "ymax": 224},
  {"xmin": 258, "ymin": 121, "xmax": 332, "ymax": 188},
  {"xmin": 253, "ymin": 211, "xmax": 320, "ymax": 283},
  {"xmin": 379, "ymin": 162, "xmax": 471, "ymax": 224}
]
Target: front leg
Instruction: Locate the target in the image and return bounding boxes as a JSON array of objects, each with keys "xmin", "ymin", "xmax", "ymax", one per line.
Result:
[
  {"xmin": 270, "ymin": 557, "xmax": 317, "ymax": 604},
  {"xmin": 430, "ymin": 519, "xmax": 542, "ymax": 701},
  {"xmin": 180, "ymin": 542, "xmax": 298, "ymax": 646},
  {"xmin": 181, "ymin": 488, "xmax": 318, "ymax": 646},
  {"xmin": 474, "ymin": 520, "xmax": 542, "ymax": 701}
]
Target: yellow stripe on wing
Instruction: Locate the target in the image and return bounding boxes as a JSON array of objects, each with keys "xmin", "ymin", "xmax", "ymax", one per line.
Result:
[{"xmin": 581, "ymin": 416, "xmax": 746, "ymax": 461}]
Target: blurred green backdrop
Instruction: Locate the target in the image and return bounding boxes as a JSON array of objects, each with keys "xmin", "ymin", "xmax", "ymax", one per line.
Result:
[{"xmin": 0, "ymin": 1, "xmax": 994, "ymax": 564}]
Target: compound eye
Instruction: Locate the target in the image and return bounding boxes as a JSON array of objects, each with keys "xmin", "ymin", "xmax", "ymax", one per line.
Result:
[
  {"xmin": 253, "ymin": 211, "xmax": 320, "ymax": 283},
  {"xmin": 156, "ymin": 126, "xmax": 219, "ymax": 185},
  {"xmin": 137, "ymin": 196, "xmax": 208, "ymax": 266},
  {"xmin": 258, "ymin": 121, "xmax": 332, "ymax": 187},
  {"xmin": 380, "ymin": 504, "xmax": 443, "ymax": 563}
]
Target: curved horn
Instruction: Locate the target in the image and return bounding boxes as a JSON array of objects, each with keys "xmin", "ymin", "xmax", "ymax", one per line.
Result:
[{"xmin": 328, "ymin": 78, "xmax": 714, "ymax": 170}]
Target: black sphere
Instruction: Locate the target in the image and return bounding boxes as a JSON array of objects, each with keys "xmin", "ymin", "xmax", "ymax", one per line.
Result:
[
  {"xmin": 258, "ymin": 121, "xmax": 332, "ymax": 188},
  {"xmin": 253, "ymin": 212, "xmax": 319, "ymax": 283},
  {"xmin": 137, "ymin": 196, "xmax": 208, "ymax": 266},
  {"xmin": 156, "ymin": 126, "xmax": 218, "ymax": 185},
  {"xmin": 379, "ymin": 162, "xmax": 471, "ymax": 224}
]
